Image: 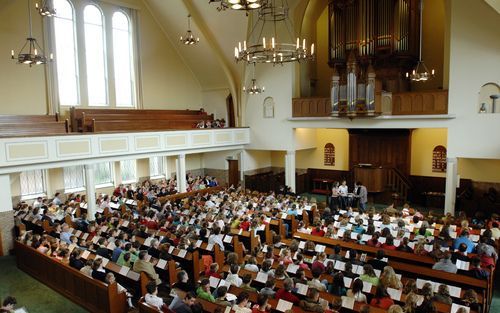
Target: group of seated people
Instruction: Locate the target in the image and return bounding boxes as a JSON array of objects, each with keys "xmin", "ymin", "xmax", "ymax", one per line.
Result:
[
  {"xmin": 14, "ymin": 185, "xmax": 499, "ymax": 313},
  {"xmin": 195, "ymin": 119, "xmax": 226, "ymax": 129}
]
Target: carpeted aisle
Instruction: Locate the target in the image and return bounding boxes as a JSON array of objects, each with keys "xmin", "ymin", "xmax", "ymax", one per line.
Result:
[{"xmin": 0, "ymin": 256, "xmax": 89, "ymax": 313}]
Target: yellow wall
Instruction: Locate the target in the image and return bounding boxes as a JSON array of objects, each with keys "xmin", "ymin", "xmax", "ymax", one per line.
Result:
[
  {"xmin": 410, "ymin": 128, "xmax": 448, "ymax": 177},
  {"xmin": 458, "ymin": 159, "xmax": 500, "ymax": 183},
  {"xmin": 271, "ymin": 151, "xmax": 285, "ymax": 168},
  {"xmin": 296, "ymin": 129, "xmax": 350, "ymax": 170},
  {"xmin": 0, "ymin": 0, "xmax": 202, "ymax": 115}
]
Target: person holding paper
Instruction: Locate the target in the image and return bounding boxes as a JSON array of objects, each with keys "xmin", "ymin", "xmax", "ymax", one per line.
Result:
[
  {"xmin": 431, "ymin": 284, "xmax": 452, "ymax": 305},
  {"xmin": 91, "ymin": 258, "xmax": 107, "ymax": 282},
  {"xmin": 208, "ymin": 227, "xmax": 225, "ymax": 251},
  {"xmin": 252, "ymin": 294, "xmax": 272, "ymax": 313},
  {"xmin": 299, "ymin": 288, "xmax": 324, "ymax": 313},
  {"xmin": 225, "ymin": 264, "xmax": 243, "ymax": 287},
  {"xmin": 432, "ymin": 252, "xmax": 457, "ymax": 273},
  {"xmin": 232, "ymin": 292, "xmax": 252, "ymax": 313},
  {"xmin": 380, "ymin": 266, "xmax": 402, "ymax": 289},
  {"xmin": 360, "ymin": 264, "xmax": 379, "ymax": 286},
  {"xmin": 172, "ymin": 271, "xmax": 195, "ymax": 292},
  {"xmin": 307, "ymin": 268, "xmax": 327, "ymax": 292},
  {"xmin": 369, "ymin": 285, "xmax": 394, "ymax": 309},
  {"xmin": 133, "ymin": 251, "xmax": 162, "ymax": 285},
  {"xmin": 466, "ymin": 257, "xmax": 490, "ymax": 280},
  {"xmin": 328, "ymin": 272, "xmax": 346, "ymax": 296},
  {"xmin": 214, "ymin": 286, "xmax": 232, "ymax": 306},
  {"xmin": 144, "ymin": 282, "xmax": 168, "ymax": 311},
  {"xmin": 275, "ymin": 278, "xmax": 300, "ymax": 305},
  {"xmin": 260, "ymin": 279, "xmax": 276, "ymax": 298},
  {"xmin": 346, "ymin": 279, "xmax": 367, "ymax": 303},
  {"xmin": 452, "ymin": 230, "xmax": 475, "ymax": 253},
  {"xmin": 196, "ymin": 279, "xmax": 216, "ymax": 302}
]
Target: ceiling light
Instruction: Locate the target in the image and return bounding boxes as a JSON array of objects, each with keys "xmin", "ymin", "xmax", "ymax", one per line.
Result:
[
  {"xmin": 180, "ymin": 14, "xmax": 200, "ymax": 46},
  {"xmin": 209, "ymin": 0, "xmax": 266, "ymax": 12},
  {"xmin": 406, "ymin": 0, "xmax": 434, "ymax": 82}
]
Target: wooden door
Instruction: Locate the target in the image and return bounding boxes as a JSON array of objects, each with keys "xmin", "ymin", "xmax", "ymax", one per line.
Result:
[{"xmin": 227, "ymin": 159, "xmax": 239, "ymax": 187}]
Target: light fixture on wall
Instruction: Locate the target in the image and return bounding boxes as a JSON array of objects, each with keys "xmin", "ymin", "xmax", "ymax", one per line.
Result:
[
  {"xmin": 243, "ymin": 64, "xmax": 265, "ymax": 95},
  {"xmin": 234, "ymin": 0, "xmax": 314, "ymax": 65},
  {"xmin": 180, "ymin": 14, "xmax": 200, "ymax": 45},
  {"xmin": 35, "ymin": 0, "xmax": 56, "ymax": 17},
  {"xmin": 406, "ymin": 0, "xmax": 434, "ymax": 82},
  {"xmin": 209, "ymin": 0, "xmax": 265, "ymax": 12},
  {"xmin": 11, "ymin": 0, "xmax": 53, "ymax": 66}
]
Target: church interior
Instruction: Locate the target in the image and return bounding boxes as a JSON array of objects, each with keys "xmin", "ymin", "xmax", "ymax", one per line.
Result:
[{"xmin": 0, "ymin": 0, "xmax": 499, "ymax": 312}]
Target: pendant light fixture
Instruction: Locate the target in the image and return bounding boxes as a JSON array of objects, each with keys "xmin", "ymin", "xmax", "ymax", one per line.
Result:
[
  {"xmin": 35, "ymin": 0, "xmax": 56, "ymax": 17},
  {"xmin": 243, "ymin": 64, "xmax": 265, "ymax": 95},
  {"xmin": 406, "ymin": 0, "xmax": 434, "ymax": 82},
  {"xmin": 11, "ymin": 0, "xmax": 53, "ymax": 66},
  {"xmin": 180, "ymin": 14, "xmax": 200, "ymax": 45},
  {"xmin": 209, "ymin": 0, "xmax": 265, "ymax": 12}
]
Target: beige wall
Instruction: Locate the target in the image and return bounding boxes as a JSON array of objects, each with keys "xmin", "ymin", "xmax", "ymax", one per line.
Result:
[
  {"xmin": 410, "ymin": 128, "xmax": 448, "ymax": 177},
  {"xmin": 0, "ymin": 0, "xmax": 202, "ymax": 115},
  {"xmin": 458, "ymin": 159, "xmax": 500, "ymax": 183}
]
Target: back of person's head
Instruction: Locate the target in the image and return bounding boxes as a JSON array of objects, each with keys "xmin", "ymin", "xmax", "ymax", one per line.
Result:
[
  {"xmin": 461, "ymin": 230, "xmax": 470, "ymax": 237},
  {"xmin": 242, "ymin": 273, "xmax": 252, "ymax": 284},
  {"xmin": 200, "ymin": 278, "xmax": 210, "ymax": 288},
  {"xmin": 262, "ymin": 259, "xmax": 272, "ymax": 272},
  {"xmin": 352, "ymin": 278, "xmax": 364, "ymax": 294},
  {"xmin": 257, "ymin": 293, "xmax": 268, "ymax": 307},
  {"xmin": 92, "ymin": 257, "xmax": 103, "ymax": 270},
  {"xmin": 375, "ymin": 284, "xmax": 389, "ymax": 299},
  {"xmin": 265, "ymin": 278, "xmax": 275, "ymax": 288},
  {"xmin": 230, "ymin": 263, "xmax": 239, "ymax": 274},
  {"xmin": 471, "ymin": 256, "xmax": 481, "ymax": 268},
  {"xmin": 177, "ymin": 270, "xmax": 187, "ymax": 283},
  {"xmin": 458, "ymin": 243, "xmax": 468, "ymax": 253},
  {"xmin": 307, "ymin": 287, "xmax": 320, "ymax": 300},
  {"xmin": 311, "ymin": 267, "xmax": 322, "ymax": 279},
  {"xmin": 138, "ymin": 250, "xmax": 147, "ymax": 260},
  {"xmin": 359, "ymin": 305, "xmax": 371, "ymax": 313},
  {"xmin": 403, "ymin": 279, "xmax": 417, "ymax": 294},
  {"xmin": 331, "ymin": 298, "xmax": 342, "ymax": 311},
  {"xmin": 216, "ymin": 286, "xmax": 228, "ymax": 298},
  {"xmin": 236, "ymin": 291, "xmax": 249, "ymax": 305},
  {"xmin": 363, "ymin": 264, "xmax": 375, "ymax": 277},
  {"xmin": 437, "ymin": 284, "xmax": 450, "ymax": 297},
  {"xmin": 283, "ymin": 278, "xmax": 294, "ymax": 291},
  {"xmin": 146, "ymin": 281, "xmax": 157, "ymax": 294},
  {"xmin": 210, "ymin": 263, "xmax": 219, "ymax": 272},
  {"xmin": 334, "ymin": 245, "xmax": 341, "ymax": 254},
  {"xmin": 387, "ymin": 305, "xmax": 404, "ymax": 313},
  {"xmin": 2, "ymin": 296, "xmax": 16, "ymax": 307},
  {"xmin": 376, "ymin": 249, "xmax": 385, "ymax": 260}
]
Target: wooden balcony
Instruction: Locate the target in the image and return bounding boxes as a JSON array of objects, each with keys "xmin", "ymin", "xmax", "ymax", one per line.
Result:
[
  {"xmin": 292, "ymin": 90, "xmax": 448, "ymax": 117},
  {"xmin": 391, "ymin": 90, "xmax": 448, "ymax": 115}
]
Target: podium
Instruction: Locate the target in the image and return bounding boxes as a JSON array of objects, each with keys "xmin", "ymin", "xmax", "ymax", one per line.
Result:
[{"xmin": 354, "ymin": 167, "xmax": 384, "ymax": 192}]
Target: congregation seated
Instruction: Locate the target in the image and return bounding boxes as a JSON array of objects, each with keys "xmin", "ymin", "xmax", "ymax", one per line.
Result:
[{"xmin": 14, "ymin": 185, "xmax": 499, "ymax": 313}]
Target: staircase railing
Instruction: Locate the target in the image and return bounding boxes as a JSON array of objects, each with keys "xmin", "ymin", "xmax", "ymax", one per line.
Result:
[{"xmin": 386, "ymin": 167, "xmax": 412, "ymax": 201}]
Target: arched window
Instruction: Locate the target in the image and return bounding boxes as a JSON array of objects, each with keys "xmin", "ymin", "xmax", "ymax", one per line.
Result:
[
  {"xmin": 324, "ymin": 143, "xmax": 335, "ymax": 166},
  {"xmin": 84, "ymin": 5, "xmax": 107, "ymax": 106},
  {"xmin": 53, "ymin": 0, "xmax": 79, "ymax": 106},
  {"xmin": 112, "ymin": 11, "xmax": 135, "ymax": 107},
  {"xmin": 432, "ymin": 145, "xmax": 447, "ymax": 172}
]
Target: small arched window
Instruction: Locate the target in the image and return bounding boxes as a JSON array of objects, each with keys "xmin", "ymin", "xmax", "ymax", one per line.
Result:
[
  {"xmin": 324, "ymin": 143, "xmax": 335, "ymax": 166},
  {"xmin": 432, "ymin": 145, "xmax": 447, "ymax": 172}
]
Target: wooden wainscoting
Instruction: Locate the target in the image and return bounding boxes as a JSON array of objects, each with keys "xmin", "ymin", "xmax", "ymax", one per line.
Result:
[
  {"xmin": 292, "ymin": 98, "xmax": 331, "ymax": 117},
  {"xmin": 392, "ymin": 90, "xmax": 448, "ymax": 115}
]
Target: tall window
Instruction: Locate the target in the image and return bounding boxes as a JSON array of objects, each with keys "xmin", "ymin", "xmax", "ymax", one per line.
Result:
[
  {"xmin": 53, "ymin": 0, "xmax": 79, "ymax": 106},
  {"xmin": 121, "ymin": 160, "xmax": 136, "ymax": 183},
  {"xmin": 84, "ymin": 5, "xmax": 107, "ymax": 106},
  {"xmin": 20, "ymin": 170, "xmax": 46, "ymax": 199},
  {"xmin": 324, "ymin": 143, "xmax": 335, "ymax": 166},
  {"xmin": 149, "ymin": 157, "xmax": 164, "ymax": 178},
  {"xmin": 50, "ymin": 0, "xmax": 137, "ymax": 108},
  {"xmin": 432, "ymin": 146, "xmax": 447, "ymax": 172},
  {"xmin": 95, "ymin": 162, "xmax": 113, "ymax": 186},
  {"xmin": 113, "ymin": 12, "xmax": 134, "ymax": 107},
  {"xmin": 63, "ymin": 166, "xmax": 85, "ymax": 191}
]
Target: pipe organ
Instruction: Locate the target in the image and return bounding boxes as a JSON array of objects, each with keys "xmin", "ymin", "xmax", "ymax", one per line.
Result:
[{"xmin": 328, "ymin": 0, "xmax": 420, "ymax": 114}]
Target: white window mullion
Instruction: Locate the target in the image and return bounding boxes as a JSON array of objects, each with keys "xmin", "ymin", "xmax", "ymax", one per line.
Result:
[
  {"xmin": 104, "ymin": 6, "xmax": 117, "ymax": 107},
  {"xmin": 75, "ymin": 1, "xmax": 89, "ymax": 107}
]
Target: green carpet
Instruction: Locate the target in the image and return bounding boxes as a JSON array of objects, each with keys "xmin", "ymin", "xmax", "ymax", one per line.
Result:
[{"xmin": 0, "ymin": 256, "xmax": 89, "ymax": 313}]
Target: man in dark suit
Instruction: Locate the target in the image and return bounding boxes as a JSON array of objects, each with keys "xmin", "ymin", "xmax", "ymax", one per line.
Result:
[{"xmin": 95, "ymin": 237, "xmax": 111, "ymax": 259}]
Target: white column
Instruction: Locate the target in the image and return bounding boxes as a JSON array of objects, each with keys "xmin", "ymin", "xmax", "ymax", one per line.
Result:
[
  {"xmin": 0, "ymin": 175, "xmax": 12, "ymax": 213},
  {"xmin": 444, "ymin": 157, "xmax": 458, "ymax": 215},
  {"xmin": 239, "ymin": 150, "xmax": 245, "ymax": 183},
  {"xmin": 84, "ymin": 164, "xmax": 96, "ymax": 221},
  {"xmin": 285, "ymin": 150, "xmax": 296, "ymax": 193},
  {"xmin": 176, "ymin": 154, "xmax": 187, "ymax": 193}
]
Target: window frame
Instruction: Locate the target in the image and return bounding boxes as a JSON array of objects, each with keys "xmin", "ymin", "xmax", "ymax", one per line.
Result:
[
  {"xmin": 46, "ymin": 0, "xmax": 139, "ymax": 109},
  {"xmin": 120, "ymin": 159, "xmax": 137, "ymax": 184},
  {"xmin": 95, "ymin": 162, "xmax": 115, "ymax": 189},
  {"xmin": 149, "ymin": 156, "xmax": 165, "ymax": 179},
  {"xmin": 63, "ymin": 165, "xmax": 86, "ymax": 193},
  {"xmin": 20, "ymin": 169, "xmax": 47, "ymax": 200}
]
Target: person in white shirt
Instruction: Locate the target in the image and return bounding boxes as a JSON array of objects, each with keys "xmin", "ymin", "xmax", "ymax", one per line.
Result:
[
  {"xmin": 208, "ymin": 227, "xmax": 225, "ymax": 251},
  {"xmin": 346, "ymin": 279, "xmax": 368, "ymax": 303},
  {"xmin": 225, "ymin": 264, "xmax": 243, "ymax": 287},
  {"xmin": 32, "ymin": 197, "xmax": 43, "ymax": 208},
  {"xmin": 338, "ymin": 180, "xmax": 349, "ymax": 209},
  {"xmin": 52, "ymin": 193, "xmax": 62, "ymax": 206},
  {"xmin": 144, "ymin": 282, "xmax": 165, "ymax": 311},
  {"xmin": 244, "ymin": 257, "xmax": 259, "ymax": 272}
]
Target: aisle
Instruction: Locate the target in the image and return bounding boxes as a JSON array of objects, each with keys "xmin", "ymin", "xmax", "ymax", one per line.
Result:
[{"xmin": 0, "ymin": 256, "xmax": 89, "ymax": 313}]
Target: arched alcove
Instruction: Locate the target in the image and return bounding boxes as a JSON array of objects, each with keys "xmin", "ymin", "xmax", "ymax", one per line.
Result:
[
  {"xmin": 432, "ymin": 145, "xmax": 447, "ymax": 172},
  {"xmin": 324, "ymin": 143, "xmax": 335, "ymax": 166}
]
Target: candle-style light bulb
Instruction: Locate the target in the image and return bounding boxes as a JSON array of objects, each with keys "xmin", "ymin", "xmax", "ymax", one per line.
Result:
[
  {"xmin": 50, "ymin": 53, "xmax": 54, "ymax": 60},
  {"xmin": 238, "ymin": 42, "xmax": 242, "ymax": 52},
  {"xmin": 243, "ymin": 41, "xmax": 247, "ymax": 51},
  {"xmin": 303, "ymin": 39, "xmax": 306, "ymax": 50},
  {"xmin": 262, "ymin": 37, "xmax": 266, "ymax": 49},
  {"xmin": 272, "ymin": 37, "xmax": 275, "ymax": 49},
  {"xmin": 34, "ymin": 49, "xmax": 38, "ymax": 55},
  {"xmin": 431, "ymin": 69, "xmax": 435, "ymax": 75},
  {"xmin": 11, "ymin": 50, "xmax": 14, "ymax": 58},
  {"xmin": 296, "ymin": 38, "xmax": 299, "ymax": 49},
  {"xmin": 311, "ymin": 44, "xmax": 315, "ymax": 55}
]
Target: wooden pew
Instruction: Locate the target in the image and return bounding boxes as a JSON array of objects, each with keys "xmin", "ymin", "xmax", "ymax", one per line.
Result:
[
  {"xmin": 15, "ymin": 241, "xmax": 127, "ymax": 313},
  {"xmin": 0, "ymin": 121, "xmax": 69, "ymax": 137},
  {"xmin": 91, "ymin": 119, "xmax": 205, "ymax": 132}
]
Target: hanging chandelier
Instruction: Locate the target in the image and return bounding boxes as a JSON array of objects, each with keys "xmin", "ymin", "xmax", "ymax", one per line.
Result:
[
  {"xmin": 209, "ymin": 0, "xmax": 266, "ymax": 12},
  {"xmin": 243, "ymin": 65, "xmax": 265, "ymax": 95},
  {"xmin": 11, "ymin": 0, "xmax": 52, "ymax": 66},
  {"xmin": 35, "ymin": 0, "xmax": 56, "ymax": 17},
  {"xmin": 234, "ymin": 0, "xmax": 314, "ymax": 65},
  {"xmin": 406, "ymin": 0, "xmax": 434, "ymax": 82},
  {"xmin": 180, "ymin": 14, "xmax": 200, "ymax": 45}
]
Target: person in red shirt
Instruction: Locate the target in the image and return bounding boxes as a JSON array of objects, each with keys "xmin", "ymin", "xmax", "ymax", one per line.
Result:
[
  {"xmin": 239, "ymin": 217, "xmax": 251, "ymax": 231},
  {"xmin": 370, "ymin": 285, "xmax": 394, "ymax": 309},
  {"xmin": 275, "ymin": 278, "xmax": 300, "ymax": 304},
  {"xmin": 381, "ymin": 235, "xmax": 397, "ymax": 250},
  {"xmin": 204, "ymin": 263, "xmax": 222, "ymax": 279},
  {"xmin": 311, "ymin": 252, "xmax": 327, "ymax": 274},
  {"xmin": 311, "ymin": 225, "xmax": 325, "ymax": 237}
]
